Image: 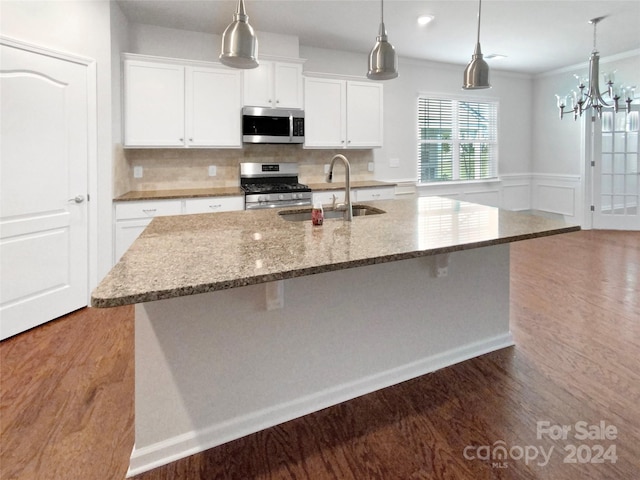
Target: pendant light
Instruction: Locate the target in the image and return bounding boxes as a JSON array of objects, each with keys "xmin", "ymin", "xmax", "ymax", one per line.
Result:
[
  {"xmin": 367, "ymin": 0, "xmax": 398, "ymax": 80},
  {"xmin": 220, "ymin": 0, "xmax": 258, "ymax": 69},
  {"xmin": 462, "ymin": 0, "xmax": 490, "ymax": 89}
]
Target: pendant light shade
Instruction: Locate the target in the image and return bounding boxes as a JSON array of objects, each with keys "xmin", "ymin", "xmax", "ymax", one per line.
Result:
[
  {"xmin": 367, "ymin": 0, "xmax": 398, "ymax": 80},
  {"xmin": 462, "ymin": 0, "xmax": 490, "ymax": 89},
  {"xmin": 220, "ymin": 0, "xmax": 258, "ymax": 69}
]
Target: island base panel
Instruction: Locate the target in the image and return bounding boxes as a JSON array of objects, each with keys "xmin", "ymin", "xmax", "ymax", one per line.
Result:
[{"xmin": 130, "ymin": 244, "xmax": 512, "ymax": 476}]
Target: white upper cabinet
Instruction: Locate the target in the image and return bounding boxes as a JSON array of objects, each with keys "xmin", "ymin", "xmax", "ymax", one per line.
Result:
[
  {"xmin": 304, "ymin": 77, "xmax": 346, "ymax": 148},
  {"xmin": 243, "ymin": 60, "xmax": 304, "ymax": 109},
  {"xmin": 346, "ymin": 81, "xmax": 383, "ymax": 148},
  {"xmin": 124, "ymin": 55, "xmax": 242, "ymax": 148},
  {"xmin": 185, "ymin": 66, "xmax": 242, "ymax": 147},
  {"xmin": 304, "ymin": 76, "xmax": 383, "ymax": 149},
  {"xmin": 125, "ymin": 60, "xmax": 185, "ymax": 147}
]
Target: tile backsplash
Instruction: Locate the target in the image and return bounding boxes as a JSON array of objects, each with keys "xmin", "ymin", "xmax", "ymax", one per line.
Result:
[{"xmin": 115, "ymin": 145, "xmax": 375, "ymax": 196}]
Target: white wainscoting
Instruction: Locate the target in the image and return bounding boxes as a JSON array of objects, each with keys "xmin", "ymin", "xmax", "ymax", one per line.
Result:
[
  {"xmin": 415, "ymin": 174, "xmax": 532, "ymax": 212},
  {"xmin": 530, "ymin": 173, "xmax": 583, "ymax": 224},
  {"xmin": 414, "ymin": 173, "xmax": 584, "ymax": 226}
]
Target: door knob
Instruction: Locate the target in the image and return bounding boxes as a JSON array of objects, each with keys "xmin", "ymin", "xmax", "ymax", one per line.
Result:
[{"xmin": 68, "ymin": 195, "xmax": 85, "ymax": 204}]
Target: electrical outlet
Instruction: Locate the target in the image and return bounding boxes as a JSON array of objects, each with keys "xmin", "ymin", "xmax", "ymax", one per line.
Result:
[
  {"xmin": 208, "ymin": 165, "xmax": 217, "ymax": 177},
  {"xmin": 389, "ymin": 158, "xmax": 400, "ymax": 168},
  {"xmin": 368, "ymin": 162, "xmax": 375, "ymax": 172},
  {"xmin": 324, "ymin": 164, "xmax": 330, "ymax": 174},
  {"xmin": 133, "ymin": 166, "xmax": 143, "ymax": 178}
]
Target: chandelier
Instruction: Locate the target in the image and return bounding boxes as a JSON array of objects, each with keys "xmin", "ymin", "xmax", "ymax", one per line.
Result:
[{"xmin": 555, "ymin": 16, "xmax": 635, "ymax": 120}]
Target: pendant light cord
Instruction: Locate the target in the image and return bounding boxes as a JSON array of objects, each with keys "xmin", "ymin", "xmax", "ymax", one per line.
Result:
[{"xmin": 476, "ymin": 0, "xmax": 482, "ymax": 45}]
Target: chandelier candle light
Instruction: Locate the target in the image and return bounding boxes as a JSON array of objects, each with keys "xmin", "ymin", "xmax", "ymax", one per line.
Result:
[{"xmin": 556, "ymin": 16, "xmax": 635, "ymax": 120}]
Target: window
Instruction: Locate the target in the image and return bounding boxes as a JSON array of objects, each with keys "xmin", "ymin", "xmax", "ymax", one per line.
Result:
[{"xmin": 418, "ymin": 96, "xmax": 498, "ymax": 183}]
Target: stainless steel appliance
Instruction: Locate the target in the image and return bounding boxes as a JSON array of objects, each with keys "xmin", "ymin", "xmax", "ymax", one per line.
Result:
[
  {"xmin": 240, "ymin": 162, "xmax": 312, "ymax": 210},
  {"xmin": 242, "ymin": 107, "xmax": 305, "ymax": 144}
]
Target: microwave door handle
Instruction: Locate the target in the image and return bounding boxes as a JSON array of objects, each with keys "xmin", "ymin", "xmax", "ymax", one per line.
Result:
[{"xmin": 289, "ymin": 114, "xmax": 293, "ymax": 142}]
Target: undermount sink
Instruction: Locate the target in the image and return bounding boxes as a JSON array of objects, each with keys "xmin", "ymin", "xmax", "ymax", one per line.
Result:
[{"xmin": 279, "ymin": 204, "xmax": 386, "ymax": 222}]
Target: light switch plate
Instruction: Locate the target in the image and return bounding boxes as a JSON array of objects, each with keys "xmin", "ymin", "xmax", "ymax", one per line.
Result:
[
  {"xmin": 133, "ymin": 166, "xmax": 143, "ymax": 178},
  {"xmin": 368, "ymin": 162, "xmax": 375, "ymax": 172},
  {"xmin": 208, "ymin": 165, "xmax": 217, "ymax": 177}
]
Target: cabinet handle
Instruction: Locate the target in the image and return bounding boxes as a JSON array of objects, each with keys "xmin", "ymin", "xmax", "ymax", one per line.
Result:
[
  {"xmin": 276, "ymin": 99, "xmax": 280, "ymax": 104},
  {"xmin": 142, "ymin": 209, "xmax": 157, "ymax": 215},
  {"xmin": 209, "ymin": 204, "xmax": 222, "ymax": 209},
  {"xmin": 189, "ymin": 138, "xmax": 193, "ymax": 142}
]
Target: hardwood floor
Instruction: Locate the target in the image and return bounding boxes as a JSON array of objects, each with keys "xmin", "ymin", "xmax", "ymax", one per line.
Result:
[
  {"xmin": 0, "ymin": 305, "xmax": 134, "ymax": 480},
  {"xmin": 131, "ymin": 230, "xmax": 640, "ymax": 480}
]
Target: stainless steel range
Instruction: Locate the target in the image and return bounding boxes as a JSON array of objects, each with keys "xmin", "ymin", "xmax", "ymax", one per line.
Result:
[{"xmin": 240, "ymin": 162, "xmax": 312, "ymax": 210}]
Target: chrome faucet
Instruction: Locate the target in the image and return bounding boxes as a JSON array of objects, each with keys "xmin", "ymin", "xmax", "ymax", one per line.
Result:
[{"xmin": 327, "ymin": 154, "xmax": 353, "ymax": 221}]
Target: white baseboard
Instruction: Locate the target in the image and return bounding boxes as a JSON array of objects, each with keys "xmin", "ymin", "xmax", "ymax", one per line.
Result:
[{"xmin": 127, "ymin": 332, "xmax": 514, "ymax": 477}]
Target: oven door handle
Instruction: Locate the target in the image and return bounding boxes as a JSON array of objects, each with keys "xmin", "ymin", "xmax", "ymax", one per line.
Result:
[{"xmin": 245, "ymin": 199, "xmax": 312, "ymax": 210}]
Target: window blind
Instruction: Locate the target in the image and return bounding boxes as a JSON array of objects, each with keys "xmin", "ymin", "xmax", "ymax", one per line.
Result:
[{"xmin": 418, "ymin": 97, "xmax": 498, "ymax": 183}]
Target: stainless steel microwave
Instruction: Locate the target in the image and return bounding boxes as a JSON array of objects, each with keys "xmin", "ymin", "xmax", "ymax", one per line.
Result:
[{"xmin": 242, "ymin": 106, "xmax": 305, "ymax": 144}]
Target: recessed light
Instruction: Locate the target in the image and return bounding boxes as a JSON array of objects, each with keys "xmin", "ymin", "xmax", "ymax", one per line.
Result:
[
  {"xmin": 485, "ymin": 54, "xmax": 507, "ymax": 60},
  {"xmin": 417, "ymin": 15, "xmax": 434, "ymax": 26}
]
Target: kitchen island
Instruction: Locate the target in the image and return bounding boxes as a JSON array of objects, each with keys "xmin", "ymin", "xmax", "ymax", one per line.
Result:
[{"xmin": 92, "ymin": 196, "xmax": 579, "ymax": 476}]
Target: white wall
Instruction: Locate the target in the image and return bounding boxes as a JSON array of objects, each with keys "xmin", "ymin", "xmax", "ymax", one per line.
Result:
[
  {"xmin": 128, "ymin": 23, "xmax": 300, "ymax": 62},
  {"xmin": 1, "ymin": 0, "xmax": 114, "ymax": 287},
  {"xmin": 532, "ymin": 50, "xmax": 640, "ymax": 223}
]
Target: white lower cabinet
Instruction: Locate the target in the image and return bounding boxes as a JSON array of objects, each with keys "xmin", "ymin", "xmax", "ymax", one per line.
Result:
[
  {"xmin": 312, "ymin": 187, "xmax": 395, "ymax": 207},
  {"xmin": 312, "ymin": 190, "xmax": 346, "ymax": 207},
  {"xmin": 354, "ymin": 186, "xmax": 395, "ymax": 202},
  {"xmin": 183, "ymin": 196, "xmax": 245, "ymax": 214},
  {"xmin": 114, "ymin": 196, "xmax": 244, "ymax": 263}
]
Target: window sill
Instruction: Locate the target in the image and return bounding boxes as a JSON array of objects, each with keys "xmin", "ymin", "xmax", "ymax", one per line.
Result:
[{"xmin": 417, "ymin": 178, "xmax": 501, "ymax": 187}]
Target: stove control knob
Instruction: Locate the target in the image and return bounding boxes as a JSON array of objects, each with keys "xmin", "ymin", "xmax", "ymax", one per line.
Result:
[
  {"xmin": 278, "ymin": 194, "xmax": 284, "ymax": 200},
  {"xmin": 258, "ymin": 195, "xmax": 265, "ymax": 202}
]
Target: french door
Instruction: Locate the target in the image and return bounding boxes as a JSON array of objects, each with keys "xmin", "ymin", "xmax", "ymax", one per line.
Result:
[
  {"xmin": 0, "ymin": 40, "xmax": 90, "ymax": 340},
  {"xmin": 590, "ymin": 105, "xmax": 640, "ymax": 230}
]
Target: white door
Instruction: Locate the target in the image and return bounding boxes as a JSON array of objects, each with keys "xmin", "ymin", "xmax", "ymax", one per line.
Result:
[
  {"xmin": 1, "ymin": 42, "xmax": 89, "ymax": 340},
  {"xmin": 591, "ymin": 105, "xmax": 640, "ymax": 230}
]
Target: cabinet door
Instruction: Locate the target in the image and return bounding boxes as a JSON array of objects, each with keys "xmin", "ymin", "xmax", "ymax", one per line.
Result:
[
  {"xmin": 186, "ymin": 66, "xmax": 242, "ymax": 148},
  {"xmin": 274, "ymin": 62, "xmax": 303, "ymax": 108},
  {"xmin": 243, "ymin": 61, "xmax": 274, "ymax": 107},
  {"xmin": 346, "ymin": 81, "xmax": 383, "ymax": 148},
  {"xmin": 304, "ymin": 78, "xmax": 346, "ymax": 148},
  {"xmin": 114, "ymin": 219, "xmax": 151, "ymax": 263},
  {"xmin": 124, "ymin": 60, "xmax": 185, "ymax": 147},
  {"xmin": 355, "ymin": 187, "xmax": 395, "ymax": 202},
  {"xmin": 115, "ymin": 199, "xmax": 183, "ymax": 220},
  {"xmin": 184, "ymin": 196, "xmax": 244, "ymax": 214},
  {"xmin": 312, "ymin": 190, "xmax": 346, "ymax": 207}
]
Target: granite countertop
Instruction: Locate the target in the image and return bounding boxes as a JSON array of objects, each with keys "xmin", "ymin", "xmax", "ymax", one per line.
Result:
[
  {"xmin": 307, "ymin": 180, "xmax": 396, "ymax": 191},
  {"xmin": 113, "ymin": 181, "xmax": 394, "ymax": 202},
  {"xmin": 114, "ymin": 187, "xmax": 244, "ymax": 201},
  {"xmin": 92, "ymin": 196, "xmax": 580, "ymax": 308}
]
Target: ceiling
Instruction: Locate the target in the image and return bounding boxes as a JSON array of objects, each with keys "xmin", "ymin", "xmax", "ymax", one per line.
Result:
[{"xmin": 117, "ymin": 0, "xmax": 640, "ymax": 75}]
